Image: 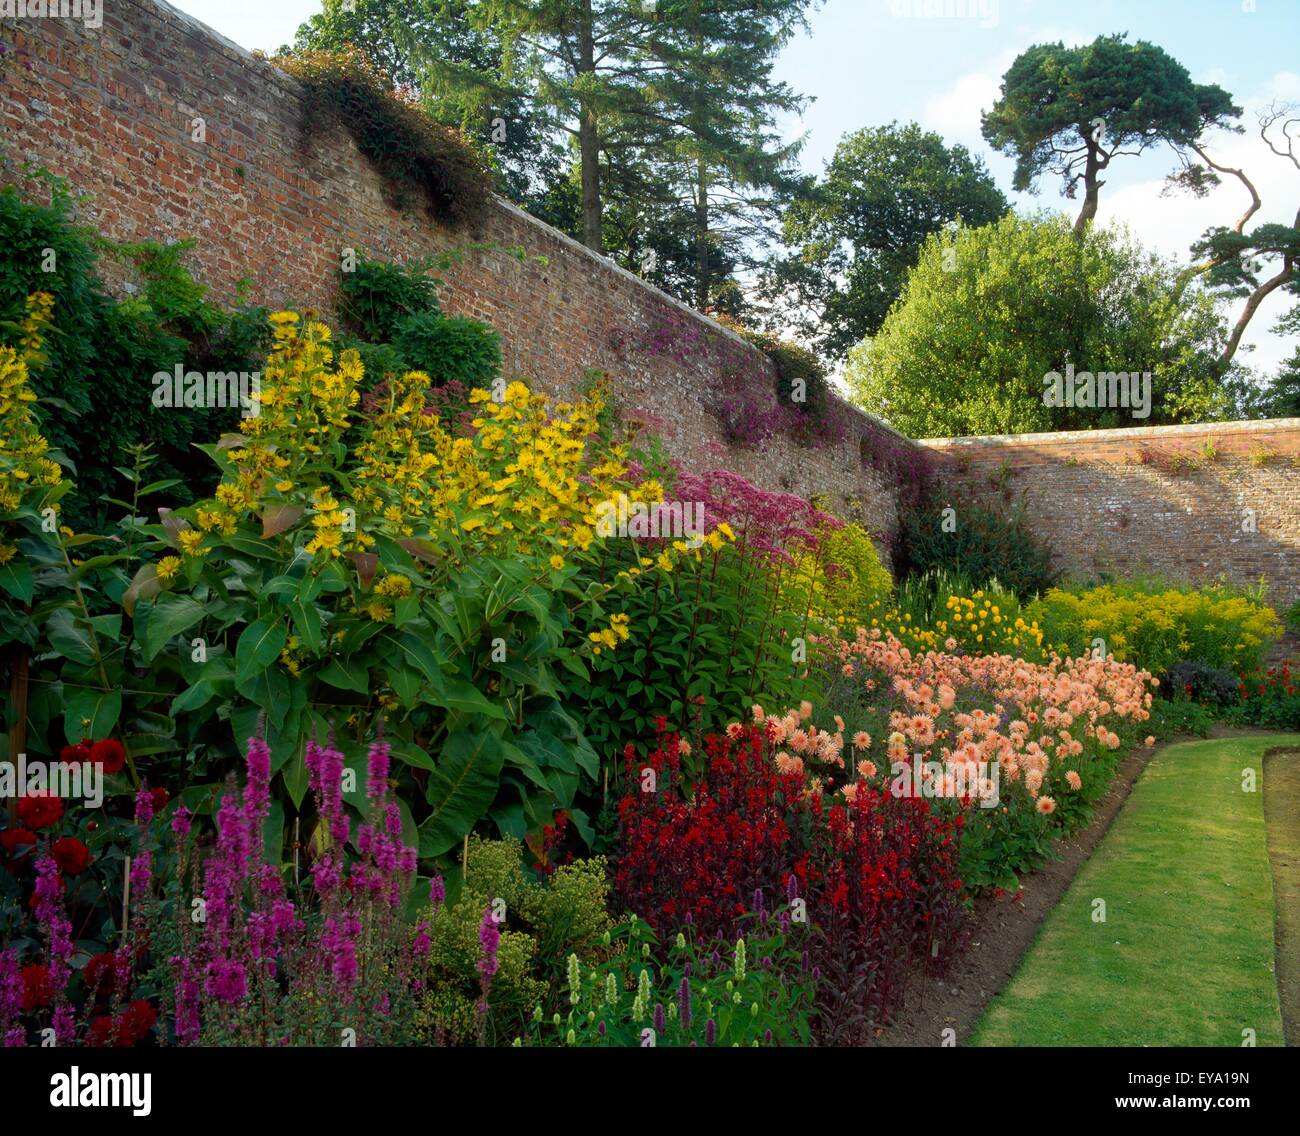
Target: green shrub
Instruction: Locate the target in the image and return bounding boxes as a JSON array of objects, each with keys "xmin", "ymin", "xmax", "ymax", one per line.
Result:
[
  {"xmin": 393, "ymin": 311, "xmax": 502, "ymax": 387},
  {"xmin": 1026, "ymin": 581, "xmax": 1281, "ymax": 674},
  {"xmin": 1285, "ymin": 599, "xmax": 1300, "ymax": 633},
  {"xmin": 338, "ymin": 253, "xmax": 442, "ymax": 342},
  {"xmin": 1146, "ymin": 697, "xmax": 1214, "ymax": 738},
  {"xmin": 895, "ymin": 495, "xmax": 1057, "ymax": 599},
  {"xmin": 0, "ymin": 179, "xmax": 269, "ymax": 530},
  {"xmin": 567, "ymin": 466, "xmax": 823, "ymax": 786},
  {"xmin": 417, "ymin": 838, "xmax": 615, "ymax": 1045},
  {"xmin": 781, "ymin": 519, "xmax": 893, "ymax": 630}
]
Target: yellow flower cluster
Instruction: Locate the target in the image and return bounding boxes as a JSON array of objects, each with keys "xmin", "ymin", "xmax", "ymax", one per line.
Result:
[
  {"xmin": 1025, "ymin": 584, "xmax": 1280, "ymax": 672},
  {"xmin": 939, "ymin": 592, "xmax": 1047, "ymax": 655},
  {"xmin": 0, "ymin": 294, "xmax": 66, "ymax": 564},
  {"xmin": 18, "ymin": 291, "xmax": 54, "ymax": 362},
  {"xmin": 588, "ymin": 611, "xmax": 630, "ymax": 654},
  {"xmin": 444, "ymin": 381, "xmax": 630, "ymax": 554},
  {"xmin": 186, "ymin": 311, "xmax": 728, "ymax": 657},
  {"xmin": 850, "ymin": 591, "xmax": 1054, "ymax": 659},
  {"xmin": 197, "ymin": 312, "xmax": 364, "ymax": 554}
]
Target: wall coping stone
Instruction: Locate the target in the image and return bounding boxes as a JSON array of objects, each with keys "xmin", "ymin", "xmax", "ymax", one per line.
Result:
[{"xmin": 917, "ymin": 418, "xmax": 1300, "ymax": 448}]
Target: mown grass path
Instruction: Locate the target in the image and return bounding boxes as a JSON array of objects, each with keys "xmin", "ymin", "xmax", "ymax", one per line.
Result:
[{"xmin": 970, "ymin": 735, "xmax": 1300, "ymax": 1046}]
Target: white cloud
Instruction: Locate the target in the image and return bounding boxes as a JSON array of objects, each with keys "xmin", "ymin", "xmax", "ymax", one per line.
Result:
[{"xmin": 923, "ymin": 68, "xmax": 1005, "ymax": 140}]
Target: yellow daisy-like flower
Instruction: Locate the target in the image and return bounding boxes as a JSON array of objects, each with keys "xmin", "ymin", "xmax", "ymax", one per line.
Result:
[
  {"xmin": 375, "ymin": 573, "xmax": 413, "ymax": 599},
  {"xmin": 155, "ymin": 556, "xmax": 183, "ymax": 583}
]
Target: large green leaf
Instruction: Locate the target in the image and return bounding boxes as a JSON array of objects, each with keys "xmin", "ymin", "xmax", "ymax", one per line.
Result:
[
  {"xmin": 234, "ymin": 617, "xmax": 287, "ymax": 684},
  {"xmin": 171, "ymin": 679, "xmax": 218, "ymax": 716},
  {"xmin": 419, "ymin": 729, "xmax": 506, "ymax": 858},
  {"xmin": 434, "ymin": 677, "xmax": 506, "ymax": 721},
  {"xmin": 389, "ymin": 631, "xmax": 446, "ymax": 695},
  {"xmin": 138, "ymin": 593, "xmax": 207, "ymax": 663},
  {"xmin": 235, "ymin": 659, "xmax": 291, "ymax": 712},
  {"xmin": 318, "ymin": 655, "xmax": 369, "ymax": 694},
  {"xmin": 45, "ymin": 608, "xmax": 96, "ymax": 666},
  {"xmin": 62, "ymin": 687, "xmax": 122, "ymax": 745},
  {"xmin": 289, "ymin": 598, "xmax": 324, "ymax": 654},
  {"xmin": 0, "ymin": 559, "xmax": 34, "ymax": 603}
]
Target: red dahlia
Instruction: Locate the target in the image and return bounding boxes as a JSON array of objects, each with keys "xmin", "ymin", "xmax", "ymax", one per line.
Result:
[
  {"xmin": 86, "ymin": 1000, "xmax": 157, "ymax": 1047},
  {"xmin": 82, "ymin": 951, "xmax": 118, "ymax": 996},
  {"xmin": 15, "ymin": 793, "xmax": 63, "ymax": 830},
  {"xmin": 0, "ymin": 827, "xmax": 38, "ymax": 858},
  {"xmin": 51, "ymin": 836, "xmax": 91, "ymax": 875},
  {"xmin": 89, "ymin": 739, "xmax": 126, "ymax": 775},
  {"xmin": 21, "ymin": 964, "xmax": 54, "ymax": 1012},
  {"xmin": 59, "ymin": 739, "xmax": 93, "ymax": 763}
]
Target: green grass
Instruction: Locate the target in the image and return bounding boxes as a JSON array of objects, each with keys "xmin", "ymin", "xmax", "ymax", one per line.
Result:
[{"xmin": 970, "ymin": 735, "xmax": 1299, "ymax": 1046}]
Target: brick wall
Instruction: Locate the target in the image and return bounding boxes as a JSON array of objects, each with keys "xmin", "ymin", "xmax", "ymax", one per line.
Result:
[
  {"xmin": 0, "ymin": 0, "xmax": 901, "ymax": 549},
  {"xmin": 5, "ymin": 0, "xmax": 1298, "ymax": 610},
  {"xmin": 918, "ymin": 419, "xmax": 1300, "ymax": 609}
]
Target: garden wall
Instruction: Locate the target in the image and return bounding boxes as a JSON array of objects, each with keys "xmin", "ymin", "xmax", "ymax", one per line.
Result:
[
  {"xmin": 0, "ymin": 0, "xmax": 902, "ymax": 549},
  {"xmin": 4, "ymin": 0, "xmax": 1299, "ymax": 610},
  {"xmin": 918, "ymin": 419, "xmax": 1300, "ymax": 609}
]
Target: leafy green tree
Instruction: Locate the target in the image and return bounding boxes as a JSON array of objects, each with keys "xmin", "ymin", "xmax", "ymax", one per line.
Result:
[
  {"xmin": 466, "ymin": 0, "xmax": 672, "ymax": 252},
  {"xmin": 845, "ymin": 212, "xmax": 1229, "ymax": 437},
  {"xmin": 982, "ymin": 34, "xmax": 1238, "ymax": 234},
  {"xmin": 636, "ymin": 0, "xmax": 812, "ymax": 310},
  {"xmin": 768, "ymin": 122, "xmax": 1007, "ymax": 360}
]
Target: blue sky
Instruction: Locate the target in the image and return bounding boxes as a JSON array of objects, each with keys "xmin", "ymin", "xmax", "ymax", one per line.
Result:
[{"xmin": 170, "ymin": 0, "xmax": 1300, "ymax": 373}]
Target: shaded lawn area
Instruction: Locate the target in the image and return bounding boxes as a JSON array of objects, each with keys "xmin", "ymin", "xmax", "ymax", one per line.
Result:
[{"xmin": 970, "ymin": 735, "xmax": 1300, "ymax": 1047}]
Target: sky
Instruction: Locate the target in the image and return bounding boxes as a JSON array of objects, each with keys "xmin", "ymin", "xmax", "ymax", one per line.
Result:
[{"xmin": 170, "ymin": 0, "xmax": 1300, "ymax": 375}]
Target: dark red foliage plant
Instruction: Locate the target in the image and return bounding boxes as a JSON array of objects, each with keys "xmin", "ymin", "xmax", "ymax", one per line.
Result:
[{"xmin": 613, "ymin": 719, "xmax": 968, "ymax": 1042}]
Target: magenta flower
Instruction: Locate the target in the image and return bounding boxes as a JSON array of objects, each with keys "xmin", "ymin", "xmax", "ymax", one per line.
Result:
[{"xmin": 476, "ymin": 907, "xmax": 500, "ymax": 979}]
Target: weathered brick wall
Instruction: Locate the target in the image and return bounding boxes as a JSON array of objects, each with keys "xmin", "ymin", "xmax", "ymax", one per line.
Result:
[
  {"xmin": 918, "ymin": 420, "xmax": 1300, "ymax": 609},
  {"xmin": 6, "ymin": 0, "xmax": 1297, "ymax": 609},
  {"xmin": 0, "ymin": 0, "xmax": 901, "ymax": 548}
]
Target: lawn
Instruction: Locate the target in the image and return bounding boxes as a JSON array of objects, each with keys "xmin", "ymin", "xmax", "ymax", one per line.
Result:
[{"xmin": 970, "ymin": 735, "xmax": 1299, "ymax": 1047}]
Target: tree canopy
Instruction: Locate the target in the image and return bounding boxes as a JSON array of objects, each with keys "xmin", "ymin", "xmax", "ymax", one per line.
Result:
[
  {"xmin": 845, "ymin": 212, "xmax": 1230, "ymax": 437},
  {"xmin": 981, "ymin": 34, "xmax": 1238, "ymax": 233},
  {"xmin": 768, "ymin": 122, "xmax": 1008, "ymax": 360}
]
